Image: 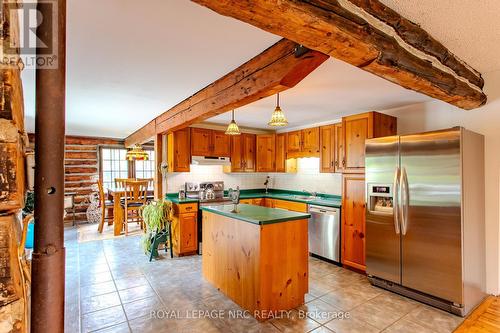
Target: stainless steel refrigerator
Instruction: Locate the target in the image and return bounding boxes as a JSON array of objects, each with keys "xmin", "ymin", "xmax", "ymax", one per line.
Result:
[{"xmin": 365, "ymin": 127, "xmax": 486, "ymax": 316}]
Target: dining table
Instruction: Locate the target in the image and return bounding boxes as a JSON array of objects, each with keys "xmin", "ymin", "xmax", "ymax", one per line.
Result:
[{"xmin": 106, "ymin": 186, "xmax": 154, "ymax": 236}]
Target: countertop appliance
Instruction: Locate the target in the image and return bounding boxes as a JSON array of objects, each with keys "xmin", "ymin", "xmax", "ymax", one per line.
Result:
[
  {"xmin": 365, "ymin": 127, "xmax": 486, "ymax": 316},
  {"xmin": 185, "ymin": 181, "xmax": 232, "ymax": 205},
  {"xmin": 308, "ymin": 205, "xmax": 340, "ymax": 263}
]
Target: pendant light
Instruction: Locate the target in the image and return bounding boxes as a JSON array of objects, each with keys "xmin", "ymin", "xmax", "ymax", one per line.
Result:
[
  {"xmin": 125, "ymin": 144, "xmax": 149, "ymax": 161},
  {"xmin": 268, "ymin": 92, "xmax": 288, "ymax": 127},
  {"xmin": 225, "ymin": 110, "xmax": 241, "ymax": 135}
]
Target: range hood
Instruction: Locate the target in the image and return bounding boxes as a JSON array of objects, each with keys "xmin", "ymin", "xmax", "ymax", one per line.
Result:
[{"xmin": 191, "ymin": 156, "xmax": 231, "ymax": 166}]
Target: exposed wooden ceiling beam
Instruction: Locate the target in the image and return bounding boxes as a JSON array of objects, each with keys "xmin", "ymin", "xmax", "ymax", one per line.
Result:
[
  {"xmin": 125, "ymin": 39, "xmax": 328, "ymax": 146},
  {"xmin": 191, "ymin": 0, "xmax": 487, "ymax": 110},
  {"xmin": 124, "ymin": 120, "xmax": 155, "ymax": 148}
]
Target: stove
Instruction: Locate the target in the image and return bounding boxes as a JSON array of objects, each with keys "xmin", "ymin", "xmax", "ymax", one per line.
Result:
[
  {"xmin": 185, "ymin": 181, "xmax": 232, "ymax": 206},
  {"xmin": 185, "ymin": 181, "xmax": 232, "ymax": 255}
]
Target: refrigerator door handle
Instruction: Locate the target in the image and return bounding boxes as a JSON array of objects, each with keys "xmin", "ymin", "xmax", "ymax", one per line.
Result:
[
  {"xmin": 401, "ymin": 167, "xmax": 410, "ymax": 235},
  {"xmin": 393, "ymin": 167, "xmax": 401, "ymax": 234}
]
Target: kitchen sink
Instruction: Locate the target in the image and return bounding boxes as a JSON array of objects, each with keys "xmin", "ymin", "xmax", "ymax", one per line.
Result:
[{"xmin": 291, "ymin": 195, "xmax": 318, "ymax": 201}]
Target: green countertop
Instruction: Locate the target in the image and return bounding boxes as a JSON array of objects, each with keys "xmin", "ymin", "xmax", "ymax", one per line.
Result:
[
  {"xmin": 238, "ymin": 189, "xmax": 342, "ymax": 208},
  {"xmin": 166, "ymin": 189, "xmax": 341, "ymax": 208},
  {"xmin": 165, "ymin": 195, "xmax": 198, "ymax": 204},
  {"xmin": 201, "ymin": 204, "xmax": 311, "ymax": 225}
]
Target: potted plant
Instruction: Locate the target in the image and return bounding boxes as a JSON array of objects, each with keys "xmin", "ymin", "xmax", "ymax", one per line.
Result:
[{"xmin": 141, "ymin": 199, "xmax": 173, "ymax": 261}]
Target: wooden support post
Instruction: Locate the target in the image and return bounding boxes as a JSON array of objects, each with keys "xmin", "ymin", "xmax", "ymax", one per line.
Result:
[
  {"xmin": 31, "ymin": 1, "xmax": 66, "ymax": 332},
  {"xmin": 154, "ymin": 133, "xmax": 163, "ymax": 200}
]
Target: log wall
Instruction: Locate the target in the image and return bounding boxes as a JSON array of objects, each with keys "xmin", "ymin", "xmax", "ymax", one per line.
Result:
[
  {"xmin": 28, "ymin": 134, "xmax": 124, "ymax": 224},
  {"xmin": 0, "ymin": 0, "xmax": 28, "ymax": 329}
]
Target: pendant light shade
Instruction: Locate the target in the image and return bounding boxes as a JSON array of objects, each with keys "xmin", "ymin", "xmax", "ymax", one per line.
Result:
[
  {"xmin": 126, "ymin": 144, "xmax": 149, "ymax": 161},
  {"xmin": 268, "ymin": 93, "xmax": 288, "ymax": 127},
  {"xmin": 225, "ymin": 110, "xmax": 241, "ymax": 135}
]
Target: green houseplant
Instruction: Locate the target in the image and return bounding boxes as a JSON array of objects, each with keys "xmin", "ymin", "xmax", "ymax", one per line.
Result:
[{"xmin": 141, "ymin": 199, "xmax": 173, "ymax": 260}]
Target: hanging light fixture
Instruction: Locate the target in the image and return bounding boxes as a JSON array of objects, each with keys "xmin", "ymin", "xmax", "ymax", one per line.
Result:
[
  {"xmin": 225, "ymin": 109, "xmax": 241, "ymax": 135},
  {"xmin": 268, "ymin": 92, "xmax": 288, "ymax": 127},
  {"xmin": 125, "ymin": 144, "xmax": 149, "ymax": 161}
]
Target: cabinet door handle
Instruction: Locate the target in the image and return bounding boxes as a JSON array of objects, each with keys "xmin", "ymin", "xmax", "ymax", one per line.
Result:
[
  {"xmin": 331, "ymin": 161, "xmax": 334, "ymax": 167},
  {"xmin": 335, "ymin": 160, "xmax": 339, "ymax": 167},
  {"xmin": 342, "ymin": 159, "xmax": 346, "ymax": 167}
]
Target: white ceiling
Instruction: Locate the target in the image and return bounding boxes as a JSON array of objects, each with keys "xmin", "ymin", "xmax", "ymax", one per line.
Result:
[
  {"xmin": 21, "ymin": 0, "xmax": 500, "ymax": 137},
  {"xmin": 207, "ymin": 58, "xmax": 429, "ymax": 129}
]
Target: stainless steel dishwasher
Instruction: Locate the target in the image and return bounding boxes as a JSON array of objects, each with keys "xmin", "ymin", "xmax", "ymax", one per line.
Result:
[{"xmin": 308, "ymin": 205, "xmax": 340, "ymax": 263}]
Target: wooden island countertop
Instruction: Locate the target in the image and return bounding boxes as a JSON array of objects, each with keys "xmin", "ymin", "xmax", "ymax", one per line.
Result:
[{"xmin": 201, "ymin": 204, "xmax": 310, "ymax": 320}]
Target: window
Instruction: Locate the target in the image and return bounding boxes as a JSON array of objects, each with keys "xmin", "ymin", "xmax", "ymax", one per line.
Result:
[
  {"xmin": 135, "ymin": 150, "xmax": 155, "ymax": 179},
  {"xmin": 101, "ymin": 148, "xmax": 129, "ymax": 189}
]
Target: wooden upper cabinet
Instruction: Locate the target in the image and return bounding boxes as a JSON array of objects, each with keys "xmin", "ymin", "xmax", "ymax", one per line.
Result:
[
  {"xmin": 342, "ymin": 174, "xmax": 366, "ymax": 271},
  {"xmin": 286, "ymin": 130, "xmax": 302, "ymax": 154},
  {"xmin": 191, "ymin": 128, "xmax": 230, "ymax": 157},
  {"xmin": 230, "ymin": 133, "xmax": 256, "ymax": 172},
  {"xmin": 256, "ymin": 134, "xmax": 276, "ymax": 172},
  {"xmin": 334, "ymin": 123, "xmax": 344, "ymax": 172},
  {"xmin": 275, "ymin": 133, "xmax": 286, "ymax": 172},
  {"xmin": 242, "ymin": 134, "xmax": 256, "ymax": 172},
  {"xmin": 212, "ymin": 130, "xmax": 231, "ymax": 157},
  {"xmin": 190, "ymin": 128, "xmax": 212, "ymax": 156},
  {"xmin": 320, "ymin": 125, "xmax": 335, "ymax": 173},
  {"xmin": 302, "ymin": 127, "xmax": 320, "ymax": 154},
  {"xmin": 167, "ymin": 128, "xmax": 191, "ymax": 172},
  {"xmin": 342, "ymin": 112, "xmax": 396, "ymax": 173},
  {"xmin": 230, "ymin": 135, "xmax": 244, "ymax": 172},
  {"xmin": 286, "ymin": 127, "xmax": 320, "ymax": 158}
]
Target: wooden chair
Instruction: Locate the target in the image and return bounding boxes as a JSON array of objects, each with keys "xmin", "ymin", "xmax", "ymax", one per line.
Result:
[
  {"xmin": 138, "ymin": 178, "xmax": 154, "ymax": 201},
  {"xmin": 97, "ymin": 180, "xmax": 114, "ymax": 233},
  {"xmin": 115, "ymin": 178, "xmax": 133, "ymax": 189},
  {"xmin": 122, "ymin": 180, "xmax": 148, "ymax": 235}
]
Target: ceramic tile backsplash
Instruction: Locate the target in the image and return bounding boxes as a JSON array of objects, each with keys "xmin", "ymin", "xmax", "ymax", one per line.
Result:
[
  {"xmin": 166, "ymin": 158, "xmax": 342, "ymax": 195},
  {"xmin": 270, "ymin": 158, "xmax": 342, "ymax": 195},
  {"xmin": 166, "ymin": 164, "xmax": 269, "ymax": 192}
]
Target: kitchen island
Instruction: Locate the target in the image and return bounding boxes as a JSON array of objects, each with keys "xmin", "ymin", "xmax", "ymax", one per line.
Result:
[{"xmin": 201, "ymin": 204, "xmax": 311, "ymax": 320}]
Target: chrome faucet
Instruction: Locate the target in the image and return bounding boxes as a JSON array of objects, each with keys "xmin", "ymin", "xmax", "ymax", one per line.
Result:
[
  {"xmin": 303, "ymin": 190, "xmax": 318, "ymax": 198},
  {"xmin": 264, "ymin": 176, "xmax": 270, "ymax": 194}
]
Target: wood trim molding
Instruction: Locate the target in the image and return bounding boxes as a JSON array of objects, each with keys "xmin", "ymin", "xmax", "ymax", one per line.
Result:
[
  {"xmin": 125, "ymin": 39, "xmax": 328, "ymax": 146},
  {"xmin": 191, "ymin": 0, "xmax": 486, "ymax": 110}
]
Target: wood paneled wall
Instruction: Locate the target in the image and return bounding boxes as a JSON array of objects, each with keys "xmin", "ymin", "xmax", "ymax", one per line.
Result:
[{"xmin": 28, "ymin": 134, "xmax": 124, "ymax": 224}]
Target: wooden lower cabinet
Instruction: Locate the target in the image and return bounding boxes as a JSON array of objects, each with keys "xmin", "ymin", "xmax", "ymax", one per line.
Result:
[
  {"xmin": 171, "ymin": 202, "xmax": 198, "ymax": 256},
  {"xmin": 272, "ymin": 199, "xmax": 308, "ymax": 213},
  {"xmin": 241, "ymin": 197, "xmax": 307, "ymax": 213},
  {"xmin": 341, "ymin": 174, "xmax": 366, "ymax": 271}
]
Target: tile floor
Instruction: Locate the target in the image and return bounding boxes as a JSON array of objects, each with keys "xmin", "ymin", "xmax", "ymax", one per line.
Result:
[{"xmin": 65, "ymin": 228, "xmax": 465, "ymax": 333}]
